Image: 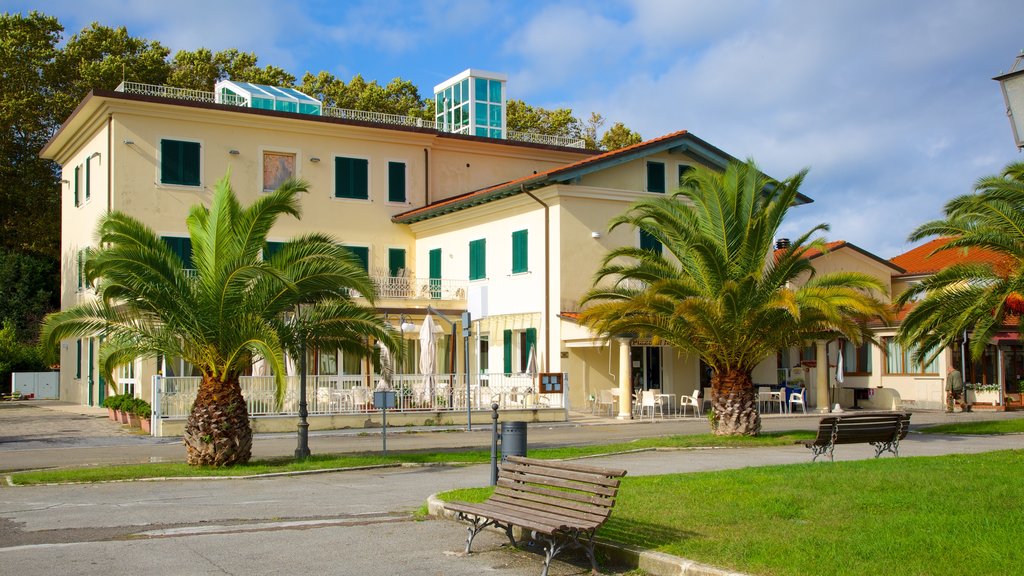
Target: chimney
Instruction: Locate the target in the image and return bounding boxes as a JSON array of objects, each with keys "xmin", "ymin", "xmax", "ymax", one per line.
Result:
[{"xmin": 775, "ymin": 238, "xmax": 791, "ymax": 250}]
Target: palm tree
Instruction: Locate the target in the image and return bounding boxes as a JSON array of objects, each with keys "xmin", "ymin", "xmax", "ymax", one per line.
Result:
[
  {"xmin": 579, "ymin": 159, "xmax": 889, "ymax": 435},
  {"xmin": 42, "ymin": 173, "xmax": 402, "ymax": 466},
  {"xmin": 896, "ymin": 161, "xmax": 1024, "ymax": 363}
]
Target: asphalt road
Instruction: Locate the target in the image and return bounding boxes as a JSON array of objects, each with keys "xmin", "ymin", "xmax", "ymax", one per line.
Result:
[{"xmin": 1, "ymin": 401, "xmax": 1022, "ymax": 575}]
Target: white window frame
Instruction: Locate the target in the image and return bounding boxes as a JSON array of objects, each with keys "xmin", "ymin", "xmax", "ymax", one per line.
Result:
[{"xmin": 156, "ymin": 136, "xmax": 204, "ymax": 190}]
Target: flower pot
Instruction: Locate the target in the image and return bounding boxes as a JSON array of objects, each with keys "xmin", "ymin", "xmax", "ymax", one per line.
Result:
[
  {"xmin": 128, "ymin": 413, "xmax": 141, "ymax": 428},
  {"xmin": 107, "ymin": 407, "xmax": 117, "ymax": 421},
  {"xmin": 140, "ymin": 417, "xmax": 151, "ymax": 434},
  {"xmin": 118, "ymin": 410, "xmax": 130, "ymax": 424}
]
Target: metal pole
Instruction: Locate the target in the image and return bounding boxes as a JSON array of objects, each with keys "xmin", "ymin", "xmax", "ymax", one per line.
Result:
[
  {"xmin": 295, "ymin": 310, "xmax": 310, "ymax": 460},
  {"xmin": 463, "ymin": 311, "xmax": 472, "ymax": 431},
  {"xmin": 382, "ymin": 405, "xmax": 388, "ymax": 456},
  {"xmin": 490, "ymin": 402, "xmax": 499, "ymax": 486}
]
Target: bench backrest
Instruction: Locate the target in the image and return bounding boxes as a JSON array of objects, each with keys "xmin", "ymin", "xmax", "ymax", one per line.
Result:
[
  {"xmin": 810, "ymin": 412, "xmax": 910, "ymax": 446},
  {"xmin": 493, "ymin": 456, "xmax": 627, "ymax": 527}
]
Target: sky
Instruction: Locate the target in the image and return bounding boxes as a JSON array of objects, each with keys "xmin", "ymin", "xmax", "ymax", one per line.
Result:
[{"xmin": 9, "ymin": 0, "xmax": 1024, "ymax": 258}]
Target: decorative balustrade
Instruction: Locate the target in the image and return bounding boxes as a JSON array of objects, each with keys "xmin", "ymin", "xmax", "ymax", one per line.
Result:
[
  {"xmin": 153, "ymin": 372, "xmax": 563, "ymax": 419},
  {"xmin": 370, "ymin": 275, "xmax": 467, "ymax": 301},
  {"xmin": 114, "ymin": 82, "xmax": 586, "ymax": 149}
]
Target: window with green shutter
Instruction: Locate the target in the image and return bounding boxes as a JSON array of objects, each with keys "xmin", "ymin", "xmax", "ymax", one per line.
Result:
[
  {"xmin": 160, "ymin": 139, "xmax": 201, "ymax": 186},
  {"xmin": 678, "ymin": 164, "xmax": 693, "ymax": 186},
  {"xmin": 647, "ymin": 161, "xmax": 665, "ymax": 193},
  {"xmin": 263, "ymin": 241, "xmax": 285, "ymax": 260},
  {"xmin": 388, "ymin": 248, "xmax": 406, "ymax": 277},
  {"xmin": 74, "ymin": 166, "xmax": 80, "ymax": 207},
  {"xmin": 335, "ymin": 157, "xmax": 369, "ymax": 199},
  {"xmin": 388, "ymin": 161, "xmax": 406, "ymax": 203},
  {"xmin": 85, "ymin": 156, "xmax": 91, "ymax": 200},
  {"xmin": 521, "ymin": 328, "xmax": 537, "ymax": 371},
  {"xmin": 75, "ymin": 339, "xmax": 82, "ymax": 379},
  {"xmin": 345, "ymin": 245, "xmax": 369, "ymax": 271},
  {"xmin": 512, "ymin": 229, "xmax": 528, "ymax": 273},
  {"xmin": 161, "ymin": 236, "xmax": 194, "ymax": 270},
  {"xmin": 640, "ymin": 230, "xmax": 662, "ymax": 254},
  {"xmin": 469, "ymin": 239, "xmax": 486, "ymax": 280},
  {"xmin": 429, "ymin": 248, "xmax": 442, "ymax": 299}
]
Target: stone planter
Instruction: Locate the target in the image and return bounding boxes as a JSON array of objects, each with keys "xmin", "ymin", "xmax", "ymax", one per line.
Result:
[
  {"xmin": 140, "ymin": 417, "xmax": 151, "ymax": 434},
  {"xmin": 118, "ymin": 410, "xmax": 130, "ymax": 424},
  {"xmin": 107, "ymin": 407, "xmax": 117, "ymax": 421}
]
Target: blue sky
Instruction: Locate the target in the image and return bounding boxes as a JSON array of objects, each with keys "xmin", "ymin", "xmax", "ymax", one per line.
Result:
[{"xmin": 10, "ymin": 0, "xmax": 1024, "ymax": 258}]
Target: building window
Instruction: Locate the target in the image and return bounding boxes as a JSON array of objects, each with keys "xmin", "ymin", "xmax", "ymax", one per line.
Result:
[
  {"xmin": 388, "ymin": 248, "xmax": 406, "ymax": 277},
  {"xmin": 429, "ymin": 248, "xmax": 442, "ymax": 299},
  {"xmin": 334, "ymin": 157, "xmax": 369, "ymax": 199},
  {"xmin": 647, "ymin": 161, "xmax": 665, "ymax": 193},
  {"xmin": 469, "ymin": 239, "xmax": 486, "ymax": 280},
  {"xmin": 318, "ymin": 349, "xmax": 338, "ymax": 375},
  {"xmin": 512, "ymin": 229, "xmax": 528, "ymax": 274},
  {"xmin": 479, "ymin": 335, "xmax": 489, "ymax": 374},
  {"xmin": 262, "ymin": 151, "xmax": 296, "ymax": 192},
  {"xmin": 162, "ymin": 236, "xmax": 194, "ymax": 271},
  {"xmin": 640, "ymin": 230, "xmax": 662, "ymax": 254},
  {"xmin": 85, "ymin": 156, "xmax": 91, "ymax": 201},
  {"xmin": 160, "ymin": 139, "xmax": 201, "ymax": 186},
  {"xmin": 678, "ymin": 164, "xmax": 693, "ymax": 186},
  {"xmin": 388, "ymin": 161, "xmax": 406, "ymax": 203},
  {"xmin": 75, "ymin": 339, "xmax": 82, "ymax": 379},
  {"xmin": 344, "ymin": 245, "xmax": 369, "ymax": 272},
  {"xmin": 263, "ymin": 241, "xmax": 285, "ymax": 260},
  {"xmin": 883, "ymin": 337, "xmax": 938, "ymax": 375},
  {"xmin": 503, "ymin": 328, "xmax": 537, "ymax": 373},
  {"xmin": 74, "ymin": 166, "xmax": 81, "ymax": 207},
  {"xmin": 842, "ymin": 341, "xmax": 873, "ymax": 375}
]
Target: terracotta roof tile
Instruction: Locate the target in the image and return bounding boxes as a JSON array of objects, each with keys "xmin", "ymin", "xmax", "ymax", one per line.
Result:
[{"xmin": 890, "ymin": 237, "xmax": 1011, "ymax": 276}]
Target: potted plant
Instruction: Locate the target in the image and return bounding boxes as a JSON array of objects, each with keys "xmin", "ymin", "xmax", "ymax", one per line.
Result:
[
  {"xmin": 119, "ymin": 397, "xmax": 133, "ymax": 424},
  {"xmin": 134, "ymin": 399, "xmax": 152, "ymax": 433},
  {"xmin": 102, "ymin": 394, "xmax": 122, "ymax": 421}
]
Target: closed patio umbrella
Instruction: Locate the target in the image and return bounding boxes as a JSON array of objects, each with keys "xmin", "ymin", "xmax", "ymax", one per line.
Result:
[
  {"xmin": 419, "ymin": 314, "xmax": 438, "ymax": 402},
  {"xmin": 377, "ymin": 339, "xmax": 394, "ymax": 390}
]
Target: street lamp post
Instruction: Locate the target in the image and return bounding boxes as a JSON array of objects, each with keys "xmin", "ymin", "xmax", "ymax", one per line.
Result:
[
  {"xmin": 994, "ymin": 51, "xmax": 1024, "ymax": 150},
  {"xmin": 294, "ymin": 306, "xmax": 310, "ymax": 459}
]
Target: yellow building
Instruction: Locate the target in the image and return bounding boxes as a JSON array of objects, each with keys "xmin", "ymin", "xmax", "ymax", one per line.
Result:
[{"xmin": 41, "ymin": 73, "xmax": 806, "ymax": 427}]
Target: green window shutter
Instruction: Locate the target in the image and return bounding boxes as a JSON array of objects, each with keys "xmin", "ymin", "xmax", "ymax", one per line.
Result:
[
  {"xmin": 678, "ymin": 164, "xmax": 693, "ymax": 187},
  {"xmin": 335, "ymin": 157, "xmax": 369, "ymax": 199},
  {"xmin": 388, "ymin": 161, "xmax": 406, "ymax": 203},
  {"xmin": 345, "ymin": 246, "xmax": 369, "ymax": 272},
  {"xmin": 647, "ymin": 161, "xmax": 665, "ymax": 193},
  {"xmin": 429, "ymin": 248, "xmax": 442, "ymax": 299},
  {"xmin": 162, "ymin": 237, "xmax": 194, "ymax": 269},
  {"xmin": 74, "ymin": 166, "xmax": 80, "ymax": 206},
  {"xmin": 388, "ymin": 248, "xmax": 406, "ymax": 277},
  {"xmin": 469, "ymin": 239, "xmax": 486, "ymax": 280},
  {"xmin": 76, "ymin": 249, "xmax": 83, "ymax": 290},
  {"xmin": 75, "ymin": 339, "xmax": 82, "ymax": 379},
  {"xmin": 512, "ymin": 229, "xmax": 528, "ymax": 273},
  {"xmin": 85, "ymin": 157, "xmax": 91, "ymax": 200},
  {"xmin": 264, "ymin": 241, "xmax": 285, "ymax": 260},
  {"xmin": 640, "ymin": 230, "xmax": 662, "ymax": 254},
  {"xmin": 160, "ymin": 140, "xmax": 201, "ymax": 186},
  {"xmin": 525, "ymin": 328, "xmax": 537, "ymax": 360},
  {"xmin": 503, "ymin": 329, "xmax": 513, "ymax": 374}
]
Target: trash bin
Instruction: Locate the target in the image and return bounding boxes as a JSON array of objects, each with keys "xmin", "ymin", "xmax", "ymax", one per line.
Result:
[{"xmin": 500, "ymin": 421, "xmax": 527, "ymax": 461}]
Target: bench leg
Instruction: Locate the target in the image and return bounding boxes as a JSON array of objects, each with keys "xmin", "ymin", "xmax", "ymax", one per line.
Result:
[
  {"xmin": 870, "ymin": 439, "xmax": 901, "ymax": 458},
  {"xmin": 532, "ymin": 529, "xmax": 600, "ymax": 576},
  {"xmin": 458, "ymin": 513, "xmax": 515, "ymax": 554},
  {"xmin": 808, "ymin": 444, "xmax": 830, "ymax": 462}
]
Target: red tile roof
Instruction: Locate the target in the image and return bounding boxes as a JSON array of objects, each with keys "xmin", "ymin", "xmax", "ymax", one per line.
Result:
[
  {"xmin": 774, "ymin": 240, "xmax": 905, "ymax": 272},
  {"xmin": 890, "ymin": 237, "xmax": 1011, "ymax": 277}
]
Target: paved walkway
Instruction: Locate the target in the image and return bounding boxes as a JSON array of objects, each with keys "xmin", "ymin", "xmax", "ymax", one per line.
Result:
[{"xmin": 1, "ymin": 400, "xmax": 1022, "ymax": 575}]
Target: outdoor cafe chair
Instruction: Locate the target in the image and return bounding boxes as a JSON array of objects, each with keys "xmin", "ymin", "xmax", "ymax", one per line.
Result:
[
  {"xmin": 679, "ymin": 388, "xmax": 701, "ymax": 418},
  {"xmin": 789, "ymin": 387, "xmax": 807, "ymax": 414},
  {"xmin": 638, "ymin": 390, "xmax": 662, "ymax": 420}
]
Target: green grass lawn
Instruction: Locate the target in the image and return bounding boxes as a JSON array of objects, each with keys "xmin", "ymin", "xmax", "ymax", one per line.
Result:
[
  {"xmin": 7, "ymin": 431, "xmax": 811, "ymax": 485},
  {"xmin": 438, "ymin": 450, "xmax": 1024, "ymax": 576},
  {"xmin": 917, "ymin": 417, "xmax": 1024, "ymax": 435}
]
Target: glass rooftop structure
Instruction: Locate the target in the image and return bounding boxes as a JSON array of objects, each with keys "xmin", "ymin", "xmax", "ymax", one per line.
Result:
[
  {"xmin": 433, "ymin": 69, "xmax": 507, "ymax": 139},
  {"xmin": 215, "ymin": 80, "xmax": 322, "ymax": 116}
]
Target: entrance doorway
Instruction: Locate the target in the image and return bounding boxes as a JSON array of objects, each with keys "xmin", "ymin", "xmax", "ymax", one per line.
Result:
[{"xmin": 630, "ymin": 346, "xmax": 663, "ymax": 392}]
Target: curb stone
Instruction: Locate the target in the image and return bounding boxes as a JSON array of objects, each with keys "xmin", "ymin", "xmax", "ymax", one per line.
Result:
[{"xmin": 427, "ymin": 494, "xmax": 748, "ymax": 576}]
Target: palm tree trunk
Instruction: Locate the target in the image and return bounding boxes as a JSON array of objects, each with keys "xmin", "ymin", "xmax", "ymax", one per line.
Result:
[
  {"xmin": 183, "ymin": 374, "xmax": 253, "ymax": 466},
  {"xmin": 711, "ymin": 368, "xmax": 761, "ymax": 436}
]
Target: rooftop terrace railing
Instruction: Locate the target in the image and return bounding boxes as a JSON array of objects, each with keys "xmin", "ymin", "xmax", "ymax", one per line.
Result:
[{"xmin": 115, "ymin": 82, "xmax": 586, "ymax": 149}]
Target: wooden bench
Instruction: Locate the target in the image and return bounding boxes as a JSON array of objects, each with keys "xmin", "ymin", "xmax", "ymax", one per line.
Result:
[
  {"xmin": 446, "ymin": 456, "xmax": 627, "ymax": 576},
  {"xmin": 799, "ymin": 411, "xmax": 911, "ymax": 462}
]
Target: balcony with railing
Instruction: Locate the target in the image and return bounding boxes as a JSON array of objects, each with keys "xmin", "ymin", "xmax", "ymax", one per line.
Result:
[
  {"xmin": 114, "ymin": 82, "xmax": 586, "ymax": 149},
  {"xmin": 370, "ymin": 275, "xmax": 467, "ymax": 302}
]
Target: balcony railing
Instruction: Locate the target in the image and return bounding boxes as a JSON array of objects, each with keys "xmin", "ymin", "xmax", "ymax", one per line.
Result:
[
  {"xmin": 371, "ymin": 275, "xmax": 467, "ymax": 301},
  {"xmin": 114, "ymin": 82, "xmax": 586, "ymax": 148}
]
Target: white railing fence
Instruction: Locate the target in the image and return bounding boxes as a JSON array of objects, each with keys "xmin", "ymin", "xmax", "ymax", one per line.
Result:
[{"xmin": 152, "ymin": 372, "xmax": 565, "ymax": 421}]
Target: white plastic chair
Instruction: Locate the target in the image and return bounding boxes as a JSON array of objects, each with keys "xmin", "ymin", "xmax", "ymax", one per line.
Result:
[
  {"xmin": 638, "ymin": 390, "xmax": 662, "ymax": 420},
  {"xmin": 679, "ymin": 388, "xmax": 701, "ymax": 418},
  {"xmin": 598, "ymin": 389, "xmax": 614, "ymax": 416},
  {"xmin": 789, "ymin": 388, "xmax": 807, "ymax": 414},
  {"xmin": 757, "ymin": 386, "xmax": 773, "ymax": 412}
]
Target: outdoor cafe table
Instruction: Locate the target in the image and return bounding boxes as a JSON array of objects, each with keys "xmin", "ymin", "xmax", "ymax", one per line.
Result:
[{"xmin": 656, "ymin": 393, "xmax": 676, "ymax": 416}]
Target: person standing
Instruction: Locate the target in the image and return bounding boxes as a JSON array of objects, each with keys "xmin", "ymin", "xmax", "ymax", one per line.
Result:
[{"xmin": 945, "ymin": 365, "xmax": 964, "ymax": 413}]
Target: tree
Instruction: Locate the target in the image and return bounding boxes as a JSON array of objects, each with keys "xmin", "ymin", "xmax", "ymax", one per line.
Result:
[
  {"xmin": 896, "ymin": 161, "xmax": 1024, "ymax": 362},
  {"xmin": 168, "ymin": 48, "xmax": 295, "ymax": 91},
  {"xmin": 579, "ymin": 160, "xmax": 889, "ymax": 435},
  {"xmin": 298, "ymin": 72, "xmax": 426, "ymax": 115},
  {"xmin": 41, "ymin": 174, "xmax": 402, "ymax": 466},
  {"xmin": 0, "ymin": 248, "xmax": 59, "ymax": 342},
  {"xmin": 600, "ymin": 122, "xmax": 643, "ymax": 151},
  {"xmin": 506, "ymin": 99, "xmax": 581, "ymax": 138}
]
